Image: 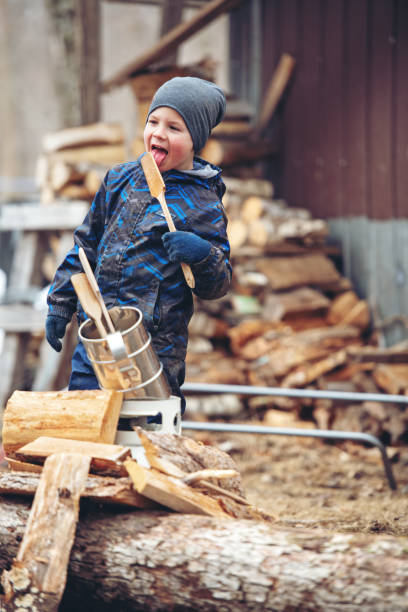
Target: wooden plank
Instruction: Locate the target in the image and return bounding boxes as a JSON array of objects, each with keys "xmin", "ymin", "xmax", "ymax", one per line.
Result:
[
  {"xmin": 42, "ymin": 123, "xmax": 124, "ymax": 153},
  {"xmin": 0, "ymin": 471, "xmax": 159, "ymax": 509},
  {"xmin": 15, "ymin": 437, "xmax": 131, "ymax": 475},
  {"xmin": 0, "ymin": 202, "xmax": 89, "ymax": 231},
  {"xmin": 125, "ymin": 459, "xmax": 231, "ymax": 517},
  {"xmin": 1, "ymin": 453, "xmax": 90, "ymax": 610},
  {"xmin": 102, "ymin": 0, "xmax": 245, "ymax": 91},
  {"xmin": 2, "ymin": 389, "xmax": 123, "ymax": 457},
  {"xmin": 0, "ymin": 304, "xmax": 45, "ymax": 333}
]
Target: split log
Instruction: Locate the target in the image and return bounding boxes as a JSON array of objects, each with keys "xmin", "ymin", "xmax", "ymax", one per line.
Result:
[
  {"xmin": 49, "ymin": 144, "xmax": 127, "ymax": 166},
  {"xmin": 2, "ymin": 390, "xmax": 123, "ymax": 457},
  {"xmin": 281, "ymin": 349, "xmax": 348, "ymax": 387},
  {"xmin": 1, "ymin": 453, "xmax": 90, "ymax": 611},
  {"xmin": 372, "ymin": 364, "xmax": 408, "ymax": 395},
  {"xmin": 0, "ymin": 471, "xmax": 159, "ymax": 509},
  {"xmin": 42, "ymin": 122, "xmax": 125, "ymax": 153},
  {"xmin": 49, "ymin": 160, "xmax": 85, "ymax": 192},
  {"xmin": 228, "ymin": 319, "xmax": 284, "ymax": 355},
  {"xmin": 124, "ymin": 459, "xmax": 231, "ymax": 518},
  {"xmin": 346, "ymin": 341, "xmax": 408, "ymax": 363},
  {"xmin": 241, "ymin": 196, "xmax": 287, "ymax": 223},
  {"xmin": 327, "ymin": 291, "xmax": 360, "ymax": 324},
  {"xmin": 222, "ymin": 176, "xmax": 274, "ymax": 198},
  {"xmin": 227, "ymin": 218, "xmax": 248, "ymax": 250},
  {"xmin": 254, "ymin": 254, "xmax": 342, "ymax": 290},
  {"xmin": 1, "ymin": 501, "xmax": 408, "ymax": 612},
  {"xmin": 14, "ymin": 437, "xmax": 131, "ymax": 477},
  {"xmin": 200, "ymin": 138, "xmax": 276, "ymax": 167},
  {"xmin": 188, "ymin": 311, "xmax": 229, "ymax": 338},
  {"xmin": 135, "ymin": 428, "xmax": 244, "ymax": 497},
  {"xmin": 262, "ymin": 287, "xmax": 330, "ymax": 321}
]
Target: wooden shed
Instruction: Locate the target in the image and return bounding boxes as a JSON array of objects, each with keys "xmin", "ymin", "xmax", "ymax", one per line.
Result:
[{"xmin": 230, "ymin": 0, "xmax": 408, "ymax": 344}]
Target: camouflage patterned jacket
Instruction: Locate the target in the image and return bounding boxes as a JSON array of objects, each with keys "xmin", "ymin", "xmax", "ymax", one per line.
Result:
[{"xmin": 47, "ymin": 156, "xmax": 231, "ymax": 383}]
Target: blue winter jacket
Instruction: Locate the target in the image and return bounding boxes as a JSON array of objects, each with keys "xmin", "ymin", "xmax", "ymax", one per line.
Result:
[{"xmin": 47, "ymin": 156, "xmax": 231, "ymax": 396}]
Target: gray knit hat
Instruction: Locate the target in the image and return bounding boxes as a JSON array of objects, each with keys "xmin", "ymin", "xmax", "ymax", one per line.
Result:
[{"xmin": 147, "ymin": 76, "xmax": 226, "ymax": 153}]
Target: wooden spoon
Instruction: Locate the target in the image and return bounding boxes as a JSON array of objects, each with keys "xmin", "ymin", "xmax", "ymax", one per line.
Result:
[{"xmin": 141, "ymin": 152, "xmax": 195, "ymax": 289}]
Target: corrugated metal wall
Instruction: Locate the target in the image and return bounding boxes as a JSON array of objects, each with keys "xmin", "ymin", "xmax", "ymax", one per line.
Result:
[{"xmin": 261, "ymin": 0, "xmax": 408, "ymax": 222}]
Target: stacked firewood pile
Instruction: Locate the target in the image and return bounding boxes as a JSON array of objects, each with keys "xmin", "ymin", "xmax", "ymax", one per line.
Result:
[
  {"xmin": 0, "ymin": 388, "xmax": 272, "ymax": 609},
  {"xmin": 35, "ymin": 122, "xmax": 127, "ymax": 204},
  {"xmin": 186, "ymin": 176, "xmax": 408, "ymax": 445}
]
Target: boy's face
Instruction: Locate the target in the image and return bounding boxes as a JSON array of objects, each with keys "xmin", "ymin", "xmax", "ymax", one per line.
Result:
[{"xmin": 144, "ymin": 106, "xmax": 194, "ymax": 172}]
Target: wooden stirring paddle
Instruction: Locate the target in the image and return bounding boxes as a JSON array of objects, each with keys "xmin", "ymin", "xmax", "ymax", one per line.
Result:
[{"xmin": 141, "ymin": 152, "xmax": 195, "ymax": 289}]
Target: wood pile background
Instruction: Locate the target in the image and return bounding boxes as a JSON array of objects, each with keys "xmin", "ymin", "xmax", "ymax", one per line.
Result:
[
  {"xmin": 186, "ymin": 175, "xmax": 408, "ymax": 446},
  {"xmin": 35, "ymin": 122, "xmax": 127, "ymax": 204}
]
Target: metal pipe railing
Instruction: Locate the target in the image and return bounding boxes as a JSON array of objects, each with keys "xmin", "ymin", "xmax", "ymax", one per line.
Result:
[{"xmin": 182, "ymin": 382, "xmax": 399, "ymax": 490}]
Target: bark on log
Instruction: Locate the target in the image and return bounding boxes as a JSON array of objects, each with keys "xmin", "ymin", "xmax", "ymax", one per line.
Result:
[{"xmin": 0, "ymin": 499, "xmax": 407, "ymax": 612}]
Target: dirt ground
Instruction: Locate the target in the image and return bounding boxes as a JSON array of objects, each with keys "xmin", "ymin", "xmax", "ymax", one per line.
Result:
[{"xmin": 190, "ymin": 427, "xmax": 408, "ymax": 536}]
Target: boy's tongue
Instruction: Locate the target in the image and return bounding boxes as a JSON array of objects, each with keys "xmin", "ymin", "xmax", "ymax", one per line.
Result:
[{"xmin": 152, "ymin": 147, "xmax": 167, "ymax": 167}]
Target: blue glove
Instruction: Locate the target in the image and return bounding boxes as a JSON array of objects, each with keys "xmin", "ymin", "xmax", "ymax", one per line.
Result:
[
  {"xmin": 45, "ymin": 314, "xmax": 70, "ymax": 352},
  {"xmin": 162, "ymin": 231, "xmax": 211, "ymax": 264}
]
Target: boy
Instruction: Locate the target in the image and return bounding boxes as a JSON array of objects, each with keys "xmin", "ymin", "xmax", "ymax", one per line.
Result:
[{"xmin": 46, "ymin": 76, "xmax": 232, "ymax": 412}]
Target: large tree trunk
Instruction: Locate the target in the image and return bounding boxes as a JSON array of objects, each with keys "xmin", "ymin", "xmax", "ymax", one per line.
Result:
[{"xmin": 0, "ymin": 498, "xmax": 407, "ymax": 611}]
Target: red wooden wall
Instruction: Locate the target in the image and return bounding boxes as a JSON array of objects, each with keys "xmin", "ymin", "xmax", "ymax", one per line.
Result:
[{"xmin": 260, "ymin": 0, "xmax": 408, "ymax": 220}]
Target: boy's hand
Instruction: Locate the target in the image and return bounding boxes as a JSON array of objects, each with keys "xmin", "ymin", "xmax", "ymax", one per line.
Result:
[
  {"xmin": 162, "ymin": 231, "xmax": 211, "ymax": 264},
  {"xmin": 45, "ymin": 314, "xmax": 69, "ymax": 352}
]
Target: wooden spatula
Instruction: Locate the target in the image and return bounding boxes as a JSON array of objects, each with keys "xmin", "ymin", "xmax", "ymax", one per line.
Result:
[
  {"xmin": 141, "ymin": 152, "xmax": 195, "ymax": 289},
  {"xmin": 78, "ymin": 247, "xmax": 116, "ymax": 333},
  {"xmin": 71, "ymin": 273, "xmax": 108, "ymax": 338}
]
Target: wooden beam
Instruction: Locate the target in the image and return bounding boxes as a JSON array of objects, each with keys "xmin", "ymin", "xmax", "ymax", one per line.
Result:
[
  {"xmin": 1, "ymin": 453, "xmax": 90, "ymax": 610},
  {"xmin": 124, "ymin": 458, "xmax": 231, "ymax": 517},
  {"xmin": 77, "ymin": 0, "xmax": 101, "ymax": 123},
  {"xmin": 0, "ymin": 202, "xmax": 89, "ymax": 231},
  {"xmin": 15, "ymin": 436, "xmax": 131, "ymax": 477},
  {"xmin": 102, "ymin": 0, "xmax": 244, "ymax": 91}
]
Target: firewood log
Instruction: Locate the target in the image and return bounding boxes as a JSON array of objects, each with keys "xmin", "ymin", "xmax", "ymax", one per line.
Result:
[
  {"xmin": 227, "ymin": 218, "xmax": 248, "ymax": 250},
  {"xmin": 49, "ymin": 144, "xmax": 127, "ymax": 166},
  {"xmin": 222, "ymin": 176, "xmax": 274, "ymax": 199},
  {"xmin": 1, "ymin": 453, "xmax": 90, "ymax": 611},
  {"xmin": 372, "ymin": 363, "xmax": 408, "ymax": 395},
  {"xmin": 262, "ymin": 287, "xmax": 330, "ymax": 321},
  {"xmin": 42, "ymin": 122, "xmax": 125, "ymax": 153},
  {"xmin": 2, "ymin": 390, "xmax": 123, "ymax": 458},
  {"xmin": 1, "ymin": 501, "xmax": 407, "ymax": 612},
  {"xmin": 327, "ymin": 291, "xmax": 360, "ymax": 324},
  {"xmin": 49, "ymin": 160, "xmax": 85, "ymax": 192},
  {"xmin": 254, "ymin": 254, "xmax": 342, "ymax": 290},
  {"xmin": 241, "ymin": 196, "xmax": 283, "ymax": 222},
  {"xmin": 200, "ymin": 138, "xmax": 276, "ymax": 167}
]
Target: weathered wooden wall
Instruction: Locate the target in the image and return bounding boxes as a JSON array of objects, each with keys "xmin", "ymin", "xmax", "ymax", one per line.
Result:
[
  {"xmin": 261, "ymin": 0, "xmax": 408, "ymax": 221},
  {"xmin": 251, "ymin": 0, "xmax": 408, "ymax": 342}
]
